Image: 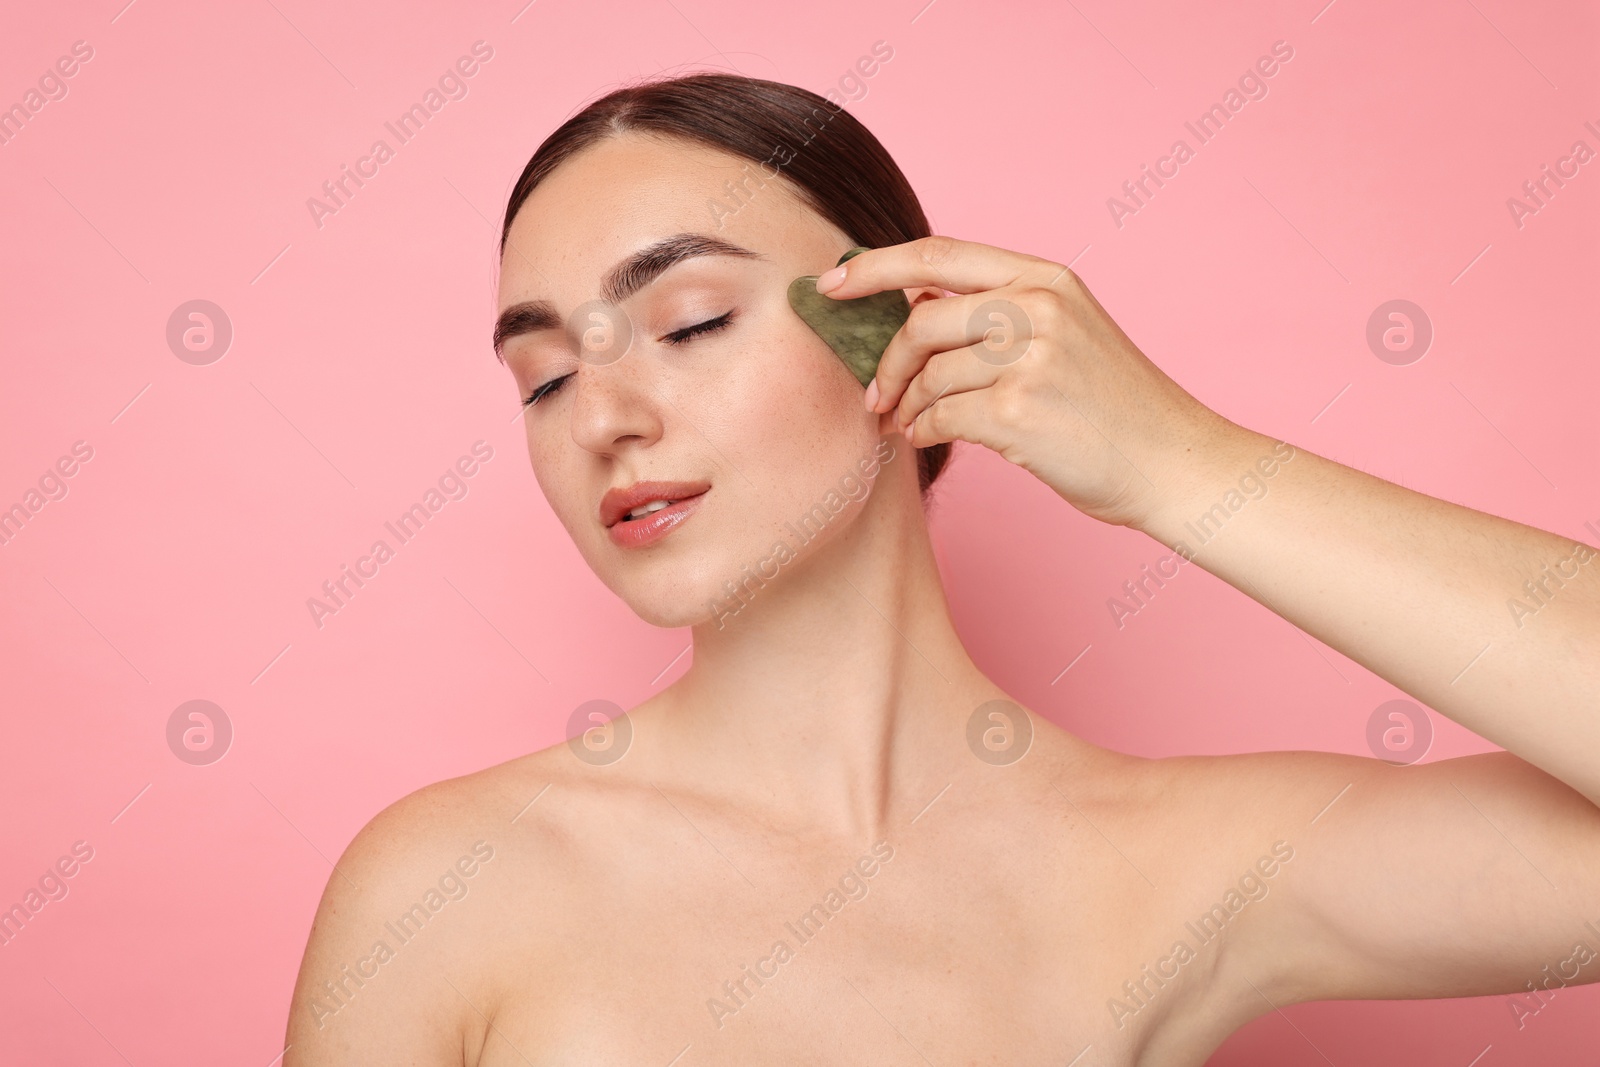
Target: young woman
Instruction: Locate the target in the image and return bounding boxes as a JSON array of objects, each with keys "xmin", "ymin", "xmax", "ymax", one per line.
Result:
[{"xmin": 285, "ymin": 73, "xmax": 1600, "ymax": 1066}]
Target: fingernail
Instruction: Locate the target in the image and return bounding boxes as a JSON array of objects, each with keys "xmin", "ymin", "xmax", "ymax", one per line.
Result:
[
  {"xmin": 816, "ymin": 266, "xmax": 847, "ymax": 294},
  {"xmin": 864, "ymin": 379, "xmax": 880, "ymax": 411}
]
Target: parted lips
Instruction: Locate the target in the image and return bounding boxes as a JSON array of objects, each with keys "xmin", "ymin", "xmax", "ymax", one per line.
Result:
[{"xmin": 787, "ymin": 246, "xmax": 911, "ymax": 388}]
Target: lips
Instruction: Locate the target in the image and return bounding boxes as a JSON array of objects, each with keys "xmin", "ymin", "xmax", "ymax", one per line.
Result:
[
  {"xmin": 599, "ymin": 480, "xmax": 712, "ymax": 529},
  {"xmin": 606, "ymin": 492, "xmax": 708, "ymax": 548}
]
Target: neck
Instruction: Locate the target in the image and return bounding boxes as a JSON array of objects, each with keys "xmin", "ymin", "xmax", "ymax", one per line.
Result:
[{"xmin": 649, "ymin": 462, "xmax": 998, "ymax": 843}]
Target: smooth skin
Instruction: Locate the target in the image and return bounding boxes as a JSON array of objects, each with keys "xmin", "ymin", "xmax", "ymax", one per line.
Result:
[{"xmin": 285, "ymin": 133, "xmax": 1600, "ymax": 1067}]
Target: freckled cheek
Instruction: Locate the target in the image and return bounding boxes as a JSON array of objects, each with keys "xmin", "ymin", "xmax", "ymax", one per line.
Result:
[
  {"xmin": 786, "ymin": 330, "xmax": 870, "ymax": 425},
  {"xmin": 755, "ymin": 336, "xmax": 872, "ymax": 468},
  {"xmin": 670, "ymin": 329, "xmax": 813, "ymax": 434}
]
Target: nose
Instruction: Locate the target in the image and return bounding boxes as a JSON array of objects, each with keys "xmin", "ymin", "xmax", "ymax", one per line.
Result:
[{"xmin": 566, "ymin": 349, "xmax": 663, "ymax": 456}]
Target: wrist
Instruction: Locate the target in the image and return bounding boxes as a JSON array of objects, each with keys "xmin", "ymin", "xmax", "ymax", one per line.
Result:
[{"xmin": 1133, "ymin": 417, "xmax": 1283, "ymax": 550}]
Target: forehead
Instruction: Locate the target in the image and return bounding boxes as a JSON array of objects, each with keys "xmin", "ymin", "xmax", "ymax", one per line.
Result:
[{"xmin": 496, "ymin": 132, "xmax": 835, "ymax": 307}]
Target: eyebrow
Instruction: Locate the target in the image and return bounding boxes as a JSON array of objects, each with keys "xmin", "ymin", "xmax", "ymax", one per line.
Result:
[{"xmin": 492, "ymin": 232, "xmax": 764, "ymax": 361}]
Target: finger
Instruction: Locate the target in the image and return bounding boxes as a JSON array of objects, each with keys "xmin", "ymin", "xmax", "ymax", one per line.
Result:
[
  {"xmin": 900, "ymin": 386, "xmax": 985, "ymax": 450},
  {"xmin": 892, "ymin": 344, "xmax": 1003, "ymax": 437},
  {"xmin": 873, "ymin": 288, "xmax": 1036, "ymax": 415},
  {"xmin": 817, "ymin": 235, "xmax": 1041, "ymax": 301}
]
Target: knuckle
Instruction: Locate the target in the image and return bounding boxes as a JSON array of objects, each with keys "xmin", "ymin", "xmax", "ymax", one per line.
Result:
[
  {"xmin": 1053, "ymin": 266, "xmax": 1084, "ymax": 293},
  {"xmin": 1020, "ymin": 286, "xmax": 1068, "ymax": 334},
  {"xmin": 900, "ymin": 300, "xmax": 933, "ymax": 347},
  {"xmin": 1040, "ymin": 261, "xmax": 1084, "ymax": 296},
  {"xmin": 897, "ymin": 376, "xmax": 921, "ymax": 414},
  {"xmin": 915, "ymin": 234, "xmax": 959, "ymax": 270},
  {"xmin": 988, "ymin": 374, "xmax": 1031, "ymax": 428}
]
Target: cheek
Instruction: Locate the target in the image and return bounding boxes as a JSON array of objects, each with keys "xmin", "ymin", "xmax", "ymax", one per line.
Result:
[
  {"xmin": 526, "ymin": 433, "xmax": 592, "ymax": 540},
  {"xmin": 790, "ymin": 342, "xmax": 876, "ymax": 460},
  {"xmin": 702, "ymin": 320, "xmax": 868, "ymax": 457}
]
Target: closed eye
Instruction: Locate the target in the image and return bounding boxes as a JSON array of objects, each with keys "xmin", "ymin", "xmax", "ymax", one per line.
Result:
[
  {"xmin": 522, "ymin": 310, "xmax": 737, "ymax": 408},
  {"xmin": 662, "ymin": 309, "xmax": 735, "ymax": 346}
]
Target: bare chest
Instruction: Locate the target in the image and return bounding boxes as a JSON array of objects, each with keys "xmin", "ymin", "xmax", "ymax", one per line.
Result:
[{"xmin": 464, "ymin": 833, "xmax": 1230, "ymax": 1067}]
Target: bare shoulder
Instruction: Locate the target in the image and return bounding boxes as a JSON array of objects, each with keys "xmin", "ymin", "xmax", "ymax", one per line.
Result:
[{"xmin": 283, "ymin": 744, "xmax": 587, "ymax": 1065}]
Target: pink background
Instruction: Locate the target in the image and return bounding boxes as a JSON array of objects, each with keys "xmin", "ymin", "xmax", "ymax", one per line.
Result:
[{"xmin": 2, "ymin": 0, "xmax": 1597, "ymax": 1062}]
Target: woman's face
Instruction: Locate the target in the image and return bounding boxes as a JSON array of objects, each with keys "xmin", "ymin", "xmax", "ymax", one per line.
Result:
[{"xmin": 496, "ymin": 132, "xmax": 914, "ymax": 628}]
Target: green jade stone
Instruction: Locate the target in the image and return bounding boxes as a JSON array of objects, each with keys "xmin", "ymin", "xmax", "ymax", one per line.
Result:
[{"xmin": 787, "ymin": 246, "xmax": 911, "ymax": 388}]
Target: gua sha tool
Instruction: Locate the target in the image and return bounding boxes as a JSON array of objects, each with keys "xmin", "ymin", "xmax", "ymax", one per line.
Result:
[{"xmin": 787, "ymin": 246, "xmax": 910, "ymax": 388}]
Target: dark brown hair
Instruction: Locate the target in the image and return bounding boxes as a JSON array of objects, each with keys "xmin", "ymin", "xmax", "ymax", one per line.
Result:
[{"xmin": 499, "ymin": 71, "xmax": 952, "ymax": 498}]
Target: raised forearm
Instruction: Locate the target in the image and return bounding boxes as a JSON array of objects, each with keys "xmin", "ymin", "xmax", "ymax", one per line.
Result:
[
  {"xmin": 1139, "ymin": 421, "xmax": 1600, "ymax": 804},
  {"xmin": 828, "ymin": 239, "xmax": 1600, "ymax": 800}
]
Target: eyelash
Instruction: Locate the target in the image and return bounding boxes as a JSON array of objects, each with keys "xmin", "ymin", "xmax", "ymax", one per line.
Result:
[{"xmin": 521, "ymin": 310, "xmax": 736, "ymax": 408}]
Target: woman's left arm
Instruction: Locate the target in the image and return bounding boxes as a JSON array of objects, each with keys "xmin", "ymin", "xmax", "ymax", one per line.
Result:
[{"xmin": 826, "ymin": 235, "xmax": 1600, "ymax": 806}]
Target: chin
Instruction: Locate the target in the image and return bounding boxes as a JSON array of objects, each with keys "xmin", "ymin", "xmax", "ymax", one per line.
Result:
[
  {"xmin": 630, "ymin": 600, "xmax": 715, "ymax": 630},
  {"xmin": 614, "ymin": 578, "xmax": 730, "ymax": 630},
  {"xmin": 591, "ymin": 551, "xmax": 737, "ymax": 630}
]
